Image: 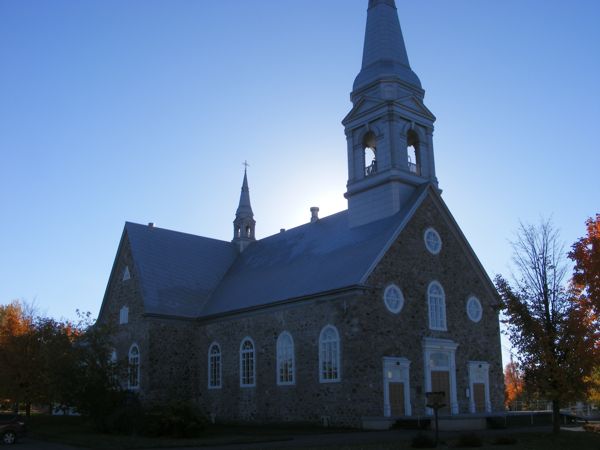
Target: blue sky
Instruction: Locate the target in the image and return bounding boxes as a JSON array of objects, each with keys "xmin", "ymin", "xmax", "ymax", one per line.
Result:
[{"xmin": 1, "ymin": 1, "xmax": 598, "ymax": 364}]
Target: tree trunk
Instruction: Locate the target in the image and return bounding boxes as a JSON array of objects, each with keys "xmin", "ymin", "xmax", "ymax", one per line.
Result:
[
  {"xmin": 25, "ymin": 401, "xmax": 31, "ymax": 418},
  {"xmin": 552, "ymin": 399, "xmax": 561, "ymax": 434}
]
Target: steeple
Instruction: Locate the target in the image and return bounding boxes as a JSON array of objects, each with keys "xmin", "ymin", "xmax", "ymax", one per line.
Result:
[
  {"xmin": 343, "ymin": 0, "xmax": 438, "ymax": 228},
  {"xmin": 232, "ymin": 167, "xmax": 256, "ymax": 251},
  {"xmin": 354, "ymin": 0, "xmax": 421, "ymax": 94}
]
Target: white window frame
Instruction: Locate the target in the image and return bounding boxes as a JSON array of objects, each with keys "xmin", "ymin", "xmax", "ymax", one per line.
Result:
[
  {"xmin": 424, "ymin": 227, "xmax": 442, "ymax": 255},
  {"xmin": 119, "ymin": 306, "xmax": 129, "ymax": 325},
  {"xmin": 383, "ymin": 284, "xmax": 404, "ymax": 314},
  {"xmin": 128, "ymin": 344, "xmax": 140, "ymax": 390},
  {"xmin": 240, "ymin": 337, "xmax": 256, "ymax": 388},
  {"xmin": 276, "ymin": 332, "xmax": 295, "ymax": 386},
  {"xmin": 466, "ymin": 296, "xmax": 483, "ymax": 323},
  {"xmin": 319, "ymin": 325, "xmax": 341, "ymax": 383},
  {"xmin": 208, "ymin": 342, "xmax": 222, "ymax": 389},
  {"xmin": 428, "ymin": 281, "xmax": 447, "ymax": 331}
]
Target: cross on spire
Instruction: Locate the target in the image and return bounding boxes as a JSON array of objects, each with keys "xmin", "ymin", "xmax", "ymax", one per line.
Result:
[{"xmin": 243, "ymin": 160, "xmax": 250, "ymax": 170}]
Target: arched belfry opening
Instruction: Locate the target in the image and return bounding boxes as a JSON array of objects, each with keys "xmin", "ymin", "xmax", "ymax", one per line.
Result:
[
  {"xmin": 363, "ymin": 131, "xmax": 377, "ymax": 177},
  {"xmin": 406, "ymin": 129, "xmax": 421, "ymax": 176}
]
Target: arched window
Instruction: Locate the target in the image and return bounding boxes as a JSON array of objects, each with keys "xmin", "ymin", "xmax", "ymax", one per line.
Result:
[
  {"xmin": 428, "ymin": 281, "xmax": 447, "ymax": 331},
  {"xmin": 119, "ymin": 306, "xmax": 129, "ymax": 325},
  {"xmin": 240, "ymin": 337, "xmax": 255, "ymax": 387},
  {"xmin": 363, "ymin": 131, "xmax": 377, "ymax": 177},
  {"xmin": 407, "ymin": 130, "xmax": 421, "ymax": 175},
  {"xmin": 319, "ymin": 325, "xmax": 340, "ymax": 383},
  {"xmin": 109, "ymin": 349, "xmax": 118, "ymax": 384},
  {"xmin": 128, "ymin": 344, "xmax": 140, "ymax": 389},
  {"xmin": 208, "ymin": 343, "xmax": 222, "ymax": 389},
  {"xmin": 276, "ymin": 332, "xmax": 295, "ymax": 385}
]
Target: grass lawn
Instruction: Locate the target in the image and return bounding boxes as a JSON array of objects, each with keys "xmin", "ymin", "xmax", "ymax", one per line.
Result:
[
  {"xmin": 26, "ymin": 416, "xmax": 600, "ymax": 449},
  {"xmin": 301, "ymin": 430, "xmax": 600, "ymax": 450}
]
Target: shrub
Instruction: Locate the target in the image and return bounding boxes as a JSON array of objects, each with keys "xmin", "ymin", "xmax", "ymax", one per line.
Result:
[
  {"xmin": 142, "ymin": 401, "xmax": 207, "ymax": 438},
  {"xmin": 411, "ymin": 433, "xmax": 436, "ymax": 448},
  {"xmin": 455, "ymin": 433, "xmax": 482, "ymax": 447},
  {"xmin": 492, "ymin": 435, "xmax": 518, "ymax": 445},
  {"xmin": 101, "ymin": 392, "xmax": 144, "ymax": 435}
]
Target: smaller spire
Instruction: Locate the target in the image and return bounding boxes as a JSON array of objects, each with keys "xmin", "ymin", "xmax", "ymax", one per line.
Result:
[
  {"xmin": 232, "ymin": 165, "xmax": 256, "ymax": 251},
  {"xmin": 236, "ymin": 167, "xmax": 253, "ymax": 218}
]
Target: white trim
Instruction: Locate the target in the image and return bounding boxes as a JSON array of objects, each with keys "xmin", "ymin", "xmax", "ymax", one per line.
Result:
[
  {"xmin": 208, "ymin": 342, "xmax": 222, "ymax": 389},
  {"xmin": 422, "ymin": 337, "xmax": 458, "ymax": 415},
  {"xmin": 128, "ymin": 343, "xmax": 140, "ymax": 390},
  {"xmin": 276, "ymin": 331, "xmax": 295, "ymax": 386},
  {"xmin": 468, "ymin": 361, "xmax": 491, "ymax": 413},
  {"xmin": 383, "ymin": 357, "xmax": 411, "ymax": 417},
  {"xmin": 427, "ymin": 281, "xmax": 447, "ymax": 331},
  {"xmin": 319, "ymin": 325, "xmax": 341, "ymax": 383},
  {"xmin": 383, "ymin": 284, "xmax": 404, "ymax": 314},
  {"xmin": 239, "ymin": 337, "xmax": 256, "ymax": 388}
]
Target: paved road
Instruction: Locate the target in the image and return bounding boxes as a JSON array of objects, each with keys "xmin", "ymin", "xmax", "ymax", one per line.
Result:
[{"xmin": 13, "ymin": 438, "xmax": 87, "ymax": 450}]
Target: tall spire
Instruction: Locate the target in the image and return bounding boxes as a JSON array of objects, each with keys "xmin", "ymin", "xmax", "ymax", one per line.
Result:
[
  {"xmin": 343, "ymin": 0, "xmax": 437, "ymax": 228},
  {"xmin": 232, "ymin": 166, "xmax": 256, "ymax": 251},
  {"xmin": 353, "ymin": 0, "xmax": 421, "ymax": 93}
]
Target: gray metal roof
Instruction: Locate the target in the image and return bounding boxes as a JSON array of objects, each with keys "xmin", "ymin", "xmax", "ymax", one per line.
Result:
[
  {"xmin": 125, "ymin": 222, "xmax": 238, "ymax": 317},
  {"xmin": 124, "ymin": 186, "xmax": 428, "ymax": 319}
]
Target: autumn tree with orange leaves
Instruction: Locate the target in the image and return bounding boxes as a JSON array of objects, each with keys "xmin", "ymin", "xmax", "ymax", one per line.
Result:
[
  {"xmin": 569, "ymin": 214, "xmax": 600, "ymax": 316},
  {"xmin": 504, "ymin": 360, "xmax": 524, "ymax": 408},
  {"xmin": 0, "ymin": 301, "xmax": 119, "ymax": 416}
]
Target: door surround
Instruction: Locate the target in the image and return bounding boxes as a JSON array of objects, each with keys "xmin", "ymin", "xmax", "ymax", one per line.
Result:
[
  {"xmin": 468, "ymin": 361, "xmax": 491, "ymax": 413},
  {"xmin": 383, "ymin": 356, "xmax": 411, "ymax": 417},
  {"xmin": 423, "ymin": 337, "xmax": 459, "ymax": 415}
]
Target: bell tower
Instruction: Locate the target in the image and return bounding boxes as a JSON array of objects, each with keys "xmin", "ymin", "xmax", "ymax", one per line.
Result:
[{"xmin": 344, "ymin": 0, "xmax": 438, "ymax": 227}]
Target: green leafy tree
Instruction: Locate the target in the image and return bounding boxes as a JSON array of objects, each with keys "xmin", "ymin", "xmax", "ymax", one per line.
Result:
[{"xmin": 496, "ymin": 219, "xmax": 599, "ymax": 433}]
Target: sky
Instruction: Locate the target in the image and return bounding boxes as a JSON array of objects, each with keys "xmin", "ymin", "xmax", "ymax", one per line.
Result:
[{"xmin": 1, "ymin": 1, "xmax": 599, "ymax": 364}]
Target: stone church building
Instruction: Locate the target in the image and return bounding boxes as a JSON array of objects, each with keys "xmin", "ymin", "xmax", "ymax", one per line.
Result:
[{"xmin": 98, "ymin": 0, "xmax": 504, "ymax": 427}]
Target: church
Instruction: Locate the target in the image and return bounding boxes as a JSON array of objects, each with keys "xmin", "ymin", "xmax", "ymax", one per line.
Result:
[{"xmin": 98, "ymin": 0, "xmax": 504, "ymax": 428}]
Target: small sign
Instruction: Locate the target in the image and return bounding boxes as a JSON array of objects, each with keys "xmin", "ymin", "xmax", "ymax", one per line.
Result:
[{"xmin": 426, "ymin": 391, "xmax": 446, "ymax": 409}]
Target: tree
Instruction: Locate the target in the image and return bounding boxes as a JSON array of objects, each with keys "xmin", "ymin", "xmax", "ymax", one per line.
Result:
[
  {"xmin": 569, "ymin": 214, "xmax": 600, "ymax": 315},
  {"xmin": 504, "ymin": 360, "xmax": 524, "ymax": 409},
  {"xmin": 0, "ymin": 303, "xmax": 120, "ymax": 417},
  {"xmin": 496, "ymin": 219, "xmax": 599, "ymax": 433}
]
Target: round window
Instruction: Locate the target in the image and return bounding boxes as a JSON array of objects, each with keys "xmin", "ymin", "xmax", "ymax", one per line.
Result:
[
  {"xmin": 467, "ymin": 296, "xmax": 482, "ymax": 322},
  {"xmin": 424, "ymin": 228, "xmax": 442, "ymax": 255},
  {"xmin": 383, "ymin": 284, "xmax": 404, "ymax": 314}
]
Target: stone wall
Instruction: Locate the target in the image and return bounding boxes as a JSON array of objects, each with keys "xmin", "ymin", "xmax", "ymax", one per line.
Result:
[{"xmin": 100, "ymin": 193, "xmax": 504, "ymax": 427}]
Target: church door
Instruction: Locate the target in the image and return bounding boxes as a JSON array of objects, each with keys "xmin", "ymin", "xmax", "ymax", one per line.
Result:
[
  {"xmin": 389, "ymin": 382, "xmax": 405, "ymax": 416},
  {"xmin": 473, "ymin": 383, "xmax": 486, "ymax": 412},
  {"xmin": 430, "ymin": 370, "xmax": 450, "ymax": 414}
]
